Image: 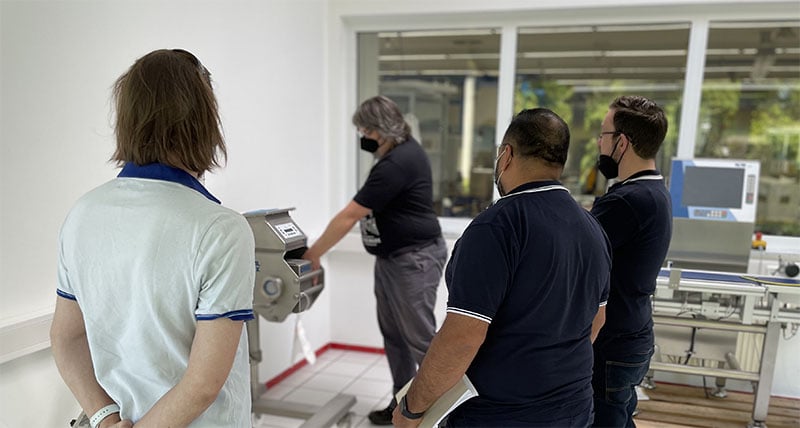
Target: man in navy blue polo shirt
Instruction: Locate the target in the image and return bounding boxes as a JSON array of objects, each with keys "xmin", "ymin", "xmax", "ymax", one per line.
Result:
[
  {"xmin": 591, "ymin": 95, "xmax": 672, "ymax": 427},
  {"xmin": 393, "ymin": 108, "xmax": 611, "ymax": 427}
]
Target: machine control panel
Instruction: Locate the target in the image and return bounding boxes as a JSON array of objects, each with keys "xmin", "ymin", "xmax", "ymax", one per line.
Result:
[
  {"xmin": 275, "ymin": 222, "xmax": 302, "ymax": 239},
  {"xmin": 745, "ymin": 174, "xmax": 756, "ymax": 204},
  {"xmin": 692, "ymin": 209, "xmax": 730, "ymax": 219}
]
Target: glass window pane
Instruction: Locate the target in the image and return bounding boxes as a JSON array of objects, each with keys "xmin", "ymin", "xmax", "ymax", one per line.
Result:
[
  {"xmin": 699, "ymin": 21, "xmax": 800, "ymax": 236},
  {"xmin": 515, "ymin": 23, "xmax": 690, "ymax": 208},
  {"xmin": 357, "ymin": 30, "xmax": 500, "ymax": 218}
]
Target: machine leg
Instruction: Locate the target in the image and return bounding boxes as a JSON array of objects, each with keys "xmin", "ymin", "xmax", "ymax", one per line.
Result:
[
  {"xmin": 247, "ymin": 317, "xmax": 357, "ymax": 426},
  {"xmin": 247, "ymin": 318, "xmax": 266, "ymax": 402},
  {"xmin": 298, "ymin": 395, "xmax": 357, "ymax": 428},
  {"xmin": 712, "ymin": 360, "xmax": 728, "ymax": 398},
  {"xmin": 336, "ymin": 410, "xmax": 355, "ymax": 427},
  {"xmin": 750, "ymin": 321, "xmax": 781, "ymax": 427}
]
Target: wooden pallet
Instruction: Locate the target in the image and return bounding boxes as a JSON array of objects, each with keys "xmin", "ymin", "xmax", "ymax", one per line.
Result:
[{"xmin": 635, "ymin": 382, "xmax": 800, "ymax": 428}]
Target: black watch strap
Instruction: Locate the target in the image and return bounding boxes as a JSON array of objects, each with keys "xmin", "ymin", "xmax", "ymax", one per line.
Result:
[{"xmin": 401, "ymin": 395, "xmax": 425, "ymax": 420}]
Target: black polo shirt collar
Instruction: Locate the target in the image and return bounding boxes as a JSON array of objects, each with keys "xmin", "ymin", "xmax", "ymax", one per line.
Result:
[
  {"xmin": 611, "ymin": 169, "xmax": 662, "ymax": 191},
  {"xmin": 500, "ymin": 180, "xmax": 569, "ymax": 199}
]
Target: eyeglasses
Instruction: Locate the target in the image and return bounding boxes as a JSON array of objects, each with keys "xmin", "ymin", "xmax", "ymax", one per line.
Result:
[{"xmin": 597, "ymin": 131, "xmax": 622, "ymax": 140}]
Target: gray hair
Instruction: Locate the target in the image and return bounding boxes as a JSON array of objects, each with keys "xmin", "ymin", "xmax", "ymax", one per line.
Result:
[{"xmin": 352, "ymin": 95, "xmax": 411, "ymax": 143}]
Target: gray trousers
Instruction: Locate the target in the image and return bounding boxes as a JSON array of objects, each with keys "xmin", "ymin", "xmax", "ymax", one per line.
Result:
[{"xmin": 374, "ymin": 237, "xmax": 448, "ymax": 397}]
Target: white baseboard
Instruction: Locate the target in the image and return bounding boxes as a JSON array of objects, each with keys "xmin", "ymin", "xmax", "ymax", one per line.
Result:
[{"xmin": 0, "ymin": 308, "xmax": 54, "ymax": 364}]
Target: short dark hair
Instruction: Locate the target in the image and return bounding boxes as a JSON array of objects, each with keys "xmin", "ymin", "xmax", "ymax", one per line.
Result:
[
  {"xmin": 352, "ymin": 95, "xmax": 411, "ymax": 143},
  {"xmin": 502, "ymin": 108, "xmax": 570, "ymax": 166},
  {"xmin": 609, "ymin": 95, "xmax": 667, "ymax": 159},
  {"xmin": 111, "ymin": 49, "xmax": 226, "ymax": 173}
]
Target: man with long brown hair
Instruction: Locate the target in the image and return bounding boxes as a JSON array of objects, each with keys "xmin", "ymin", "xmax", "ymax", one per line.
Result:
[{"xmin": 50, "ymin": 49, "xmax": 255, "ymax": 427}]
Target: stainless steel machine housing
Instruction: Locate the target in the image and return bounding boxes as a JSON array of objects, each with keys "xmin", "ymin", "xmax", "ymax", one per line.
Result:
[{"xmin": 243, "ymin": 208, "xmax": 355, "ymax": 427}]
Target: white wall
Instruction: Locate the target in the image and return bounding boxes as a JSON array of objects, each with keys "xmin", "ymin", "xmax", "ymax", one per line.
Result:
[
  {"xmin": 0, "ymin": 1, "xmax": 331, "ymax": 426},
  {"xmin": 326, "ymin": 234, "xmax": 454, "ymax": 348}
]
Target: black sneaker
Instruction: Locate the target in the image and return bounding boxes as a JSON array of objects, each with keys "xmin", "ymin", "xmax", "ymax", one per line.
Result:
[{"xmin": 367, "ymin": 405, "xmax": 395, "ymax": 425}]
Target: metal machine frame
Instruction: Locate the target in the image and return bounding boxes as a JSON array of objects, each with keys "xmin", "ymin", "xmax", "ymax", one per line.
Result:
[
  {"xmin": 244, "ymin": 208, "xmax": 356, "ymax": 427},
  {"xmin": 648, "ymin": 268, "xmax": 800, "ymax": 427},
  {"xmin": 649, "ymin": 157, "xmax": 799, "ymax": 426}
]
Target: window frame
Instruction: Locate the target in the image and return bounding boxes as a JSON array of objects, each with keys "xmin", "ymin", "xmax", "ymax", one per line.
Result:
[{"xmin": 334, "ymin": 2, "xmax": 800, "ymax": 240}]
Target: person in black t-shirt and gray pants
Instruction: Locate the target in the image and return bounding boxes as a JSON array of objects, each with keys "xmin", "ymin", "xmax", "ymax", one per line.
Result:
[
  {"xmin": 303, "ymin": 95, "xmax": 447, "ymax": 425},
  {"xmin": 590, "ymin": 95, "xmax": 673, "ymax": 427}
]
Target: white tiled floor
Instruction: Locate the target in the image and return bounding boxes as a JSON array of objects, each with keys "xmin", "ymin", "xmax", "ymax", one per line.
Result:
[{"xmin": 253, "ymin": 349, "xmax": 395, "ymax": 427}]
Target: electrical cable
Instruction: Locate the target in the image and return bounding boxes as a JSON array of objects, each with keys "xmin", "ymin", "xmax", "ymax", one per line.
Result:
[
  {"xmin": 683, "ymin": 326, "xmax": 698, "ymax": 365},
  {"xmin": 298, "ymin": 291, "xmax": 310, "ymax": 313}
]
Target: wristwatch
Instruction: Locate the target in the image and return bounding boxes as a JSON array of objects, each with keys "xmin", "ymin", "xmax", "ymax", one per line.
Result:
[{"xmin": 400, "ymin": 395, "xmax": 425, "ymax": 420}]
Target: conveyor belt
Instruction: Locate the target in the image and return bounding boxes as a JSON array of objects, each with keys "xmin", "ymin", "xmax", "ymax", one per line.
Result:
[{"xmin": 659, "ymin": 268, "xmax": 800, "ymax": 287}]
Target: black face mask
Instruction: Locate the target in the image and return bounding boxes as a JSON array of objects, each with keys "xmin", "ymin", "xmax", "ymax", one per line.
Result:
[
  {"xmin": 597, "ymin": 154, "xmax": 619, "ymax": 179},
  {"xmin": 360, "ymin": 137, "xmax": 379, "ymax": 153},
  {"xmin": 597, "ymin": 139, "xmax": 624, "ymax": 179}
]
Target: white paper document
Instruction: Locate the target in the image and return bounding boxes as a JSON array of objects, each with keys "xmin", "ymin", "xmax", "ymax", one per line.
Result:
[{"xmin": 395, "ymin": 375, "xmax": 478, "ymax": 428}]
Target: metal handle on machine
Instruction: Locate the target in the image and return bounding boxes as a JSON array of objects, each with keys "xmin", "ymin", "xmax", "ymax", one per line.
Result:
[
  {"xmin": 298, "ymin": 268, "xmax": 324, "ymax": 282},
  {"xmin": 295, "ymin": 284, "xmax": 325, "ymax": 313},
  {"xmin": 293, "ymin": 268, "xmax": 324, "ymax": 313}
]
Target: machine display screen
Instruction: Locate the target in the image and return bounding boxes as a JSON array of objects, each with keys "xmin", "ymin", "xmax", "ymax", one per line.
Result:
[
  {"xmin": 682, "ymin": 166, "xmax": 744, "ymax": 209},
  {"xmin": 669, "ymin": 158, "xmax": 759, "ymax": 223},
  {"xmin": 275, "ymin": 222, "xmax": 302, "ymax": 239}
]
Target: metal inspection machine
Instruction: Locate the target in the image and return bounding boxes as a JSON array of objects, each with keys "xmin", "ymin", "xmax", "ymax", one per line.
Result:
[{"xmin": 245, "ymin": 208, "xmax": 356, "ymax": 427}]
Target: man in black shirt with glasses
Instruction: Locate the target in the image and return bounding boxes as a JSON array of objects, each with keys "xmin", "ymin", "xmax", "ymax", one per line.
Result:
[{"xmin": 591, "ymin": 95, "xmax": 673, "ymax": 427}]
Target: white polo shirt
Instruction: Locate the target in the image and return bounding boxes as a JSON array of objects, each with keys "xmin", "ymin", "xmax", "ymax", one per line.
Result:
[{"xmin": 57, "ymin": 163, "xmax": 255, "ymax": 427}]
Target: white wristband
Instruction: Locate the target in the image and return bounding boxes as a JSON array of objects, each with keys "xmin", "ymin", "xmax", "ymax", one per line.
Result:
[{"xmin": 90, "ymin": 404, "xmax": 120, "ymax": 428}]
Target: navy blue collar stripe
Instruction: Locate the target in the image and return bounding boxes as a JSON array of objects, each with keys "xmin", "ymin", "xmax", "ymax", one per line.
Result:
[{"xmin": 117, "ymin": 163, "xmax": 221, "ymax": 204}]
